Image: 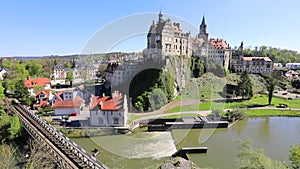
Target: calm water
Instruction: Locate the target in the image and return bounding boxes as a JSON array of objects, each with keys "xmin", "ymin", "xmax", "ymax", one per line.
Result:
[{"xmin": 72, "ymin": 117, "xmax": 300, "ymax": 169}]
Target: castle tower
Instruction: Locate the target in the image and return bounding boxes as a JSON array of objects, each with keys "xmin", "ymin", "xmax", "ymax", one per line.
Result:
[{"xmin": 198, "ymin": 16, "xmax": 209, "ymax": 41}]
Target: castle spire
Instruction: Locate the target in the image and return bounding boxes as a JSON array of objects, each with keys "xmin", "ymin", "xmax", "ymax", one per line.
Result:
[
  {"xmin": 200, "ymin": 16, "xmax": 207, "ymax": 34},
  {"xmin": 158, "ymin": 11, "xmax": 163, "ymax": 22},
  {"xmin": 201, "ymin": 16, "xmax": 206, "ymax": 26},
  {"xmin": 198, "ymin": 15, "xmax": 208, "ymax": 40}
]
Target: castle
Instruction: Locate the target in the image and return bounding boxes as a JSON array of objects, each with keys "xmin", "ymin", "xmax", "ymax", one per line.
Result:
[
  {"xmin": 147, "ymin": 12, "xmax": 231, "ymax": 70},
  {"xmin": 106, "ymin": 12, "xmax": 232, "ymax": 87}
]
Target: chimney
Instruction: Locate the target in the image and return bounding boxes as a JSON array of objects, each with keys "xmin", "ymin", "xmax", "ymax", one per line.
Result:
[
  {"xmin": 27, "ymin": 75, "xmax": 31, "ymax": 80},
  {"xmin": 102, "ymin": 93, "xmax": 105, "ymax": 97}
]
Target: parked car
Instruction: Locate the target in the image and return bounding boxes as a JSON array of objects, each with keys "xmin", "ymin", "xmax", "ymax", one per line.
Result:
[
  {"xmin": 69, "ymin": 112, "xmax": 77, "ymax": 116},
  {"xmin": 277, "ymin": 103, "xmax": 288, "ymax": 108}
]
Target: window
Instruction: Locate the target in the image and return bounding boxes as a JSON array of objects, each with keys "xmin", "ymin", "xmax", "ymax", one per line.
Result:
[
  {"xmin": 98, "ymin": 117, "xmax": 104, "ymax": 124},
  {"xmin": 113, "ymin": 118, "xmax": 119, "ymax": 124},
  {"xmin": 111, "ymin": 111, "xmax": 113, "ymax": 115}
]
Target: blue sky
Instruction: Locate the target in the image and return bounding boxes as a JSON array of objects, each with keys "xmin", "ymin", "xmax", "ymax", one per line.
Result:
[{"xmin": 1, "ymin": 0, "xmax": 299, "ymax": 56}]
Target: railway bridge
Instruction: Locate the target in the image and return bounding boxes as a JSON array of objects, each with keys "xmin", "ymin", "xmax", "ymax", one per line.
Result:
[{"xmin": 7, "ymin": 99, "xmax": 108, "ymax": 169}]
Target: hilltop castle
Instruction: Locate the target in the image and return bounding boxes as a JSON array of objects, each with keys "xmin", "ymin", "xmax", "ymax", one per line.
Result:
[{"xmin": 146, "ymin": 12, "xmax": 231, "ymax": 70}]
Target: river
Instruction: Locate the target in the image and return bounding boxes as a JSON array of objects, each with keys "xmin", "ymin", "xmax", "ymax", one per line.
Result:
[{"xmin": 72, "ymin": 117, "xmax": 300, "ymax": 169}]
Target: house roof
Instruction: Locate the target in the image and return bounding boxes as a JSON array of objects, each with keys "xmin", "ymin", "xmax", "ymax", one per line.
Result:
[
  {"xmin": 209, "ymin": 38, "xmax": 229, "ymax": 50},
  {"xmin": 53, "ymin": 99, "xmax": 83, "ymax": 109},
  {"xmin": 243, "ymin": 57, "xmax": 272, "ymax": 62},
  {"xmin": 36, "ymin": 90, "xmax": 51, "ymax": 98},
  {"xmin": 54, "ymin": 91, "xmax": 64, "ymax": 101},
  {"xmin": 90, "ymin": 94, "xmax": 123, "ymax": 111},
  {"xmin": 24, "ymin": 76, "xmax": 51, "ymax": 89},
  {"xmin": 33, "ymin": 101, "xmax": 49, "ymax": 108}
]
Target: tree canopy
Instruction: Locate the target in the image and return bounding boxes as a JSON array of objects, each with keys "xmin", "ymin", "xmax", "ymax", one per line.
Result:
[
  {"xmin": 237, "ymin": 71, "xmax": 253, "ymax": 99},
  {"xmin": 262, "ymin": 75, "xmax": 278, "ymax": 105},
  {"xmin": 232, "ymin": 45, "xmax": 300, "ymax": 65},
  {"xmin": 149, "ymin": 88, "xmax": 168, "ymax": 111}
]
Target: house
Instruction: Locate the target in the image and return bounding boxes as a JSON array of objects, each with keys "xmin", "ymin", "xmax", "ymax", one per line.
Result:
[
  {"xmin": 24, "ymin": 76, "xmax": 51, "ymax": 96},
  {"xmin": 33, "ymin": 90, "xmax": 53, "ymax": 109},
  {"xmin": 242, "ymin": 57, "xmax": 273, "ymax": 74},
  {"xmin": 53, "ymin": 97, "xmax": 84, "ymax": 116},
  {"xmin": 89, "ymin": 91, "xmax": 128, "ymax": 127},
  {"xmin": 0, "ymin": 68, "xmax": 8, "ymax": 80},
  {"xmin": 231, "ymin": 42, "xmax": 273, "ymax": 74}
]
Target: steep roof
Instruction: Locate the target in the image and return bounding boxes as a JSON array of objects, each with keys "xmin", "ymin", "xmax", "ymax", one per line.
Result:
[
  {"xmin": 24, "ymin": 76, "xmax": 51, "ymax": 89},
  {"xmin": 90, "ymin": 93, "xmax": 123, "ymax": 111},
  {"xmin": 54, "ymin": 91, "xmax": 64, "ymax": 101},
  {"xmin": 36, "ymin": 90, "xmax": 51, "ymax": 98},
  {"xmin": 209, "ymin": 38, "xmax": 229, "ymax": 50}
]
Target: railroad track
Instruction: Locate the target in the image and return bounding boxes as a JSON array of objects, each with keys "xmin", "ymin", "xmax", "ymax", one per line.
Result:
[{"xmin": 10, "ymin": 102, "xmax": 108, "ymax": 169}]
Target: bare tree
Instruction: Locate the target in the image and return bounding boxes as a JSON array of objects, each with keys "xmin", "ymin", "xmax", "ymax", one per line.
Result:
[
  {"xmin": 25, "ymin": 139, "xmax": 56, "ymax": 169},
  {"xmin": 0, "ymin": 144, "xmax": 17, "ymax": 169}
]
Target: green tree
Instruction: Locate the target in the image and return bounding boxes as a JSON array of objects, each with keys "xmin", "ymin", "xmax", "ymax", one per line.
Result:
[
  {"xmin": 14, "ymin": 79, "xmax": 32, "ymax": 106},
  {"xmin": 8, "ymin": 115, "xmax": 21, "ymax": 140},
  {"xmin": 291, "ymin": 79, "xmax": 300, "ymax": 89},
  {"xmin": 236, "ymin": 139, "xmax": 288, "ymax": 169},
  {"xmin": 263, "ymin": 75, "xmax": 278, "ymax": 105},
  {"xmin": 0, "ymin": 81, "xmax": 5, "ymax": 98},
  {"xmin": 66, "ymin": 71, "xmax": 74, "ymax": 87},
  {"xmin": 290, "ymin": 145, "xmax": 300, "ymax": 169},
  {"xmin": 149, "ymin": 88, "xmax": 168, "ymax": 111},
  {"xmin": 190, "ymin": 57, "xmax": 205, "ymax": 78},
  {"xmin": 158, "ymin": 72, "xmax": 175, "ymax": 102},
  {"xmin": 3, "ymin": 62, "xmax": 28, "ymax": 94},
  {"xmin": 237, "ymin": 71, "xmax": 253, "ymax": 99},
  {"xmin": 25, "ymin": 61, "xmax": 43, "ymax": 77}
]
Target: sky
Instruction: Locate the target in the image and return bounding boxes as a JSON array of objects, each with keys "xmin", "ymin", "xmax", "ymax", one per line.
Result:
[{"xmin": 1, "ymin": 0, "xmax": 300, "ymax": 56}]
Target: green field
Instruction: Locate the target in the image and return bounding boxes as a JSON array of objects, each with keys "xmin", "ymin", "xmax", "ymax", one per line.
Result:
[
  {"xmin": 164, "ymin": 95, "xmax": 300, "ymax": 113},
  {"xmin": 225, "ymin": 95, "xmax": 300, "ymax": 109},
  {"xmin": 246, "ymin": 109, "xmax": 300, "ymax": 117}
]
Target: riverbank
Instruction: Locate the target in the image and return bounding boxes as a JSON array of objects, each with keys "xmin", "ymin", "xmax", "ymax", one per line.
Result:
[{"xmin": 246, "ymin": 109, "xmax": 300, "ymax": 117}]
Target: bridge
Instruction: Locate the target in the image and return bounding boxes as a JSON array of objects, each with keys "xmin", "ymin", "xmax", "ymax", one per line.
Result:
[{"xmin": 6, "ymin": 99, "xmax": 108, "ymax": 169}]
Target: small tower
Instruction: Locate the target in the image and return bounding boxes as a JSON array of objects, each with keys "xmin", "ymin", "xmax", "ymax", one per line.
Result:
[
  {"xmin": 158, "ymin": 11, "xmax": 163, "ymax": 23},
  {"xmin": 198, "ymin": 16, "xmax": 209, "ymax": 41}
]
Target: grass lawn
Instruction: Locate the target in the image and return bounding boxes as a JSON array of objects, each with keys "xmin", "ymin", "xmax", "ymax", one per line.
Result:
[
  {"xmin": 164, "ymin": 100, "xmax": 225, "ymax": 113},
  {"xmin": 164, "ymin": 95, "xmax": 300, "ymax": 114},
  {"xmin": 225, "ymin": 95, "xmax": 300, "ymax": 109},
  {"xmin": 246, "ymin": 109, "xmax": 300, "ymax": 117}
]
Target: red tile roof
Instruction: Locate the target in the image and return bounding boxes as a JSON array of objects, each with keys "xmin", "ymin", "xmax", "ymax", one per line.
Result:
[
  {"xmin": 54, "ymin": 91, "xmax": 64, "ymax": 101},
  {"xmin": 209, "ymin": 38, "xmax": 229, "ymax": 50},
  {"xmin": 53, "ymin": 99, "xmax": 83, "ymax": 109},
  {"xmin": 243, "ymin": 57, "xmax": 272, "ymax": 62},
  {"xmin": 24, "ymin": 77, "xmax": 51, "ymax": 89},
  {"xmin": 33, "ymin": 101, "xmax": 49, "ymax": 108},
  {"xmin": 90, "ymin": 94, "xmax": 123, "ymax": 111},
  {"xmin": 36, "ymin": 90, "xmax": 51, "ymax": 98}
]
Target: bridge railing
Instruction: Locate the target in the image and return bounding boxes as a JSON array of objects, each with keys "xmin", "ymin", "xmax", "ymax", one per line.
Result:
[{"xmin": 15, "ymin": 103, "xmax": 108, "ymax": 169}]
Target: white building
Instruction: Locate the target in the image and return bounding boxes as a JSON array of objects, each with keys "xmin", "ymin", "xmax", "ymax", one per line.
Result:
[
  {"xmin": 53, "ymin": 98, "xmax": 84, "ymax": 116},
  {"xmin": 286, "ymin": 63, "xmax": 300, "ymax": 70},
  {"xmin": 192, "ymin": 17, "xmax": 231, "ymax": 70},
  {"xmin": 90, "ymin": 91, "xmax": 128, "ymax": 127},
  {"xmin": 242, "ymin": 57, "xmax": 273, "ymax": 74}
]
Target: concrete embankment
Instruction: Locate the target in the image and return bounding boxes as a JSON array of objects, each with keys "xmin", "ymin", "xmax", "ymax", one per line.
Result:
[{"xmin": 146, "ymin": 117, "xmax": 229, "ymax": 131}]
